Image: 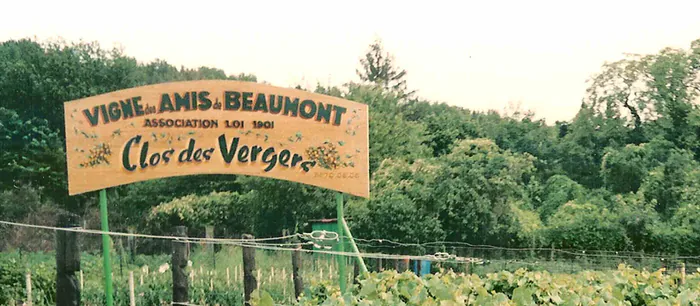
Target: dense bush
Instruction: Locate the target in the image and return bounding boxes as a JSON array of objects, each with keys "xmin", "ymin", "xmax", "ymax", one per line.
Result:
[{"xmin": 0, "ymin": 256, "xmax": 55, "ymax": 305}]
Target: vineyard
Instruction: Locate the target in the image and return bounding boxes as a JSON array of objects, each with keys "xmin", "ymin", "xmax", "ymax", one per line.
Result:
[
  {"xmin": 296, "ymin": 265, "xmax": 700, "ymax": 305},
  {"xmin": 2, "ymin": 241, "xmax": 700, "ymax": 305}
]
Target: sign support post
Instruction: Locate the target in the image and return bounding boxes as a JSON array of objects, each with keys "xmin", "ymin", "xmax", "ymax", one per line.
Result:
[
  {"xmin": 99, "ymin": 189, "xmax": 114, "ymax": 306},
  {"xmin": 340, "ymin": 217, "xmax": 368, "ymax": 274},
  {"xmin": 336, "ymin": 192, "xmax": 347, "ymax": 293}
]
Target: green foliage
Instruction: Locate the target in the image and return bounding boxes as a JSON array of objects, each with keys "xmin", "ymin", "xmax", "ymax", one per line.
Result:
[
  {"xmin": 0, "ymin": 184, "xmax": 45, "ymax": 222},
  {"xmin": 536, "ymin": 175, "xmax": 584, "ymax": 221},
  {"xmin": 147, "ymin": 191, "xmax": 253, "ymax": 234},
  {"xmin": 349, "ymin": 159, "xmax": 444, "ymax": 246},
  {"xmin": 234, "ymin": 175, "xmax": 337, "ymax": 237},
  {"xmin": 400, "ymin": 100, "xmax": 481, "ymax": 156},
  {"xmin": 0, "ymin": 108, "xmax": 67, "ymax": 207},
  {"xmin": 350, "ymin": 139, "xmax": 539, "ymax": 247},
  {"xmin": 434, "ymin": 139, "xmax": 537, "ymax": 245},
  {"xmin": 639, "ymin": 149, "xmax": 700, "ymax": 217},
  {"xmin": 112, "ymin": 174, "xmax": 240, "ymax": 228},
  {"xmin": 546, "ymin": 202, "xmax": 631, "ymax": 250},
  {"xmin": 344, "ymin": 83, "xmax": 432, "ymax": 173},
  {"xmin": 0, "ymin": 254, "xmax": 55, "ymax": 305},
  {"xmin": 297, "ymin": 265, "xmax": 700, "ymax": 305},
  {"xmin": 601, "ymin": 144, "xmax": 648, "ymax": 194}
]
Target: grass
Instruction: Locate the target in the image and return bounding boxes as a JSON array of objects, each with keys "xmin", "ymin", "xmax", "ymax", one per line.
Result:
[{"xmin": 0, "ymin": 244, "xmax": 356, "ymax": 305}]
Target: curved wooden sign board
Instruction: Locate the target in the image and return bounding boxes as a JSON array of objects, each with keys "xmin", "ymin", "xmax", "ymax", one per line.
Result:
[{"xmin": 63, "ymin": 80, "xmax": 369, "ymax": 198}]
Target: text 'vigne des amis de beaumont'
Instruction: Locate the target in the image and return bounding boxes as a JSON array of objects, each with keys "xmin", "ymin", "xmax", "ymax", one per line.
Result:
[{"xmin": 81, "ymin": 91, "xmax": 348, "ymax": 127}]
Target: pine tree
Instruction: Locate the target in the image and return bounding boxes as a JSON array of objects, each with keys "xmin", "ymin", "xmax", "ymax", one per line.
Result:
[{"xmin": 356, "ymin": 38, "xmax": 415, "ymax": 99}]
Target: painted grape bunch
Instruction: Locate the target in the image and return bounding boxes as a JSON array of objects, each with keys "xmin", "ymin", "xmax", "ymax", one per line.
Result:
[
  {"xmin": 306, "ymin": 141, "xmax": 341, "ymax": 170},
  {"xmin": 80, "ymin": 142, "xmax": 112, "ymax": 168}
]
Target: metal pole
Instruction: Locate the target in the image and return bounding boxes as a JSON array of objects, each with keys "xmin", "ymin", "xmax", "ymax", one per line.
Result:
[
  {"xmin": 336, "ymin": 193, "xmax": 347, "ymax": 293},
  {"xmin": 340, "ymin": 217, "xmax": 368, "ymax": 274},
  {"xmin": 99, "ymin": 189, "xmax": 114, "ymax": 306}
]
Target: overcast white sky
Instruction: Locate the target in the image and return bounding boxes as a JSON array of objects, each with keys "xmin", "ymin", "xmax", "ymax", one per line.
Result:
[{"xmin": 2, "ymin": 0, "xmax": 699, "ymax": 123}]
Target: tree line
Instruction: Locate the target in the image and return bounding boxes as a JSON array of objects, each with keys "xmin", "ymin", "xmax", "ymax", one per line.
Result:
[{"xmin": 1, "ymin": 37, "xmax": 700, "ymax": 255}]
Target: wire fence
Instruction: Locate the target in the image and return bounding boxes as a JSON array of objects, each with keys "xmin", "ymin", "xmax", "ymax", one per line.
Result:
[{"xmin": 0, "ymin": 219, "xmax": 696, "ymax": 305}]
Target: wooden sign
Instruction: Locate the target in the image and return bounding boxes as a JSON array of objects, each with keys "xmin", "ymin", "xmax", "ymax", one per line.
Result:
[{"xmin": 63, "ymin": 80, "xmax": 369, "ymax": 198}]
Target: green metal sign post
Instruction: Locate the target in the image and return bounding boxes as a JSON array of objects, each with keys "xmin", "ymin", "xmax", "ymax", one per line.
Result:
[
  {"xmin": 99, "ymin": 189, "xmax": 114, "ymax": 306},
  {"xmin": 336, "ymin": 193, "xmax": 347, "ymax": 293},
  {"xmin": 336, "ymin": 192, "xmax": 369, "ymax": 293},
  {"xmin": 340, "ymin": 217, "xmax": 368, "ymax": 273}
]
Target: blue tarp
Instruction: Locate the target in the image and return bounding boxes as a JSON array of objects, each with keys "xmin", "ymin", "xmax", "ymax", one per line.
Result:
[{"xmin": 412, "ymin": 260, "xmax": 431, "ymax": 276}]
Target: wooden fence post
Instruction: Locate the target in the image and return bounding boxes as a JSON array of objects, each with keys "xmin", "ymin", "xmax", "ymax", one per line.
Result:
[
  {"xmin": 681, "ymin": 262, "xmax": 686, "ymax": 285},
  {"xmin": 242, "ymin": 234, "xmax": 257, "ymax": 305},
  {"xmin": 292, "ymin": 244, "xmax": 304, "ymax": 300},
  {"xmin": 127, "ymin": 227, "xmax": 136, "ymax": 263},
  {"xmin": 117, "ymin": 238, "xmax": 125, "ymax": 278},
  {"xmin": 172, "ymin": 226, "xmax": 189, "ymax": 305},
  {"xmin": 399, "ymin": 257, "xmax": 409, "ymax": 272},
  {"xmin": 25, "ymin": 271, "xmax": 32, "ymax": 306},
  {"xmin": 282, "ymin": 267, "xmax": 287, "ymax": 297},
  {"xmin": 416, "ymin": 260, "xmax": 422, "ymax": 276},
  {"xmin": 56, "ymin": 213, "xmax": 80, "ymax": 306},
  {"xmin": 129, "ymin": 271, "xmax": 136, "ymax": 306},
  {"xmin": 353, "ymin": 262, "xmax": 360, "ymax": 285},
  {"xmin": 206, "ymin": 225, "xmax": 215, "ymax": 268},
  {"xmin": 550, "ymin": 246, "xmax": 555, "ymax": 261}
]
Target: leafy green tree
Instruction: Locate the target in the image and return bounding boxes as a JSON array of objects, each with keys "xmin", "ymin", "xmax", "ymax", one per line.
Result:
[
  {"xmin": 235, "ymin": 176, "xmax": 333, "ymax": 238},
  {"xmin": 555, "ymin": 104, "xmax": 626, "ymax": 188},
  {"xmin": 476, "ymin": 110, "xmax": 560, "ymax": 179},
  {"xmin": 432, "ymin": 139, "xmax": 537, "ymax": 246},
  {"xmin": 639, "ymin": 149, "xmax": 700, "ymax": 217},
  {"xmin": 0, "ymin": 184, "xmax": 46, "ymax": 223},
  {"xmin": 601, "ymin": 137, "xmax": 676, "ymax": 194},
  {"xmin": 0, "ymin": 39, "xmax": 141, "ymax": 134},
  {"xmin": 655, "ymin": 203, "xmax": 700, "ymax": 254},
  {"xmin": 314, "ymin": 83, "xmax": 344, "ymax": 98},
  {"xmin": 646, "ymin": 43, "xmax": 700, "ymax": 152},
  {"xmin": 601, "ymin": 144, "xmax": 648, "ymax": 194},
  {"xmin": 535, "ymin": 175, "xmax": 585, "ymax": 222},
  {"xmin": 545, "ymin": 201, "xmax": 630, "ymax": 250},
  {"xmin": 344, "ymin": 83, "xmax": 432, "ymax": 173},
  {"xmin": 348, "ymin": 159, "xmax": 444, "ymax": 246},
  {"xmin": 0, "ymin": 184, "xmax": 67, "ymax": 251},
  {"xmin": 400, "ymin": 100, "xmax": 480, "ymax": 156},
  {"xmin": 612, "ymin": 192, "xmax": 659, "ymax": 252},
  {"xmin": 112, "ymin": 175, "xmax": 241, "ymax": 228},
  {"xmin": 585, "ymin": 55, "xmax": 650, "ymax": 144},
  {"xmin": 147, "ymin": 191, "xmax": 253, "ymax": 235},
  {"xmin": 0, "ymin": 108, "xmax": 68, "ymax": 206},
  {"xmin": 584, "ymin": 39, "xmax": 700, "ymax": 152},
  {"xmin": 4, "ymin": 33, "xmax": 700, "ymax": 257}
]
